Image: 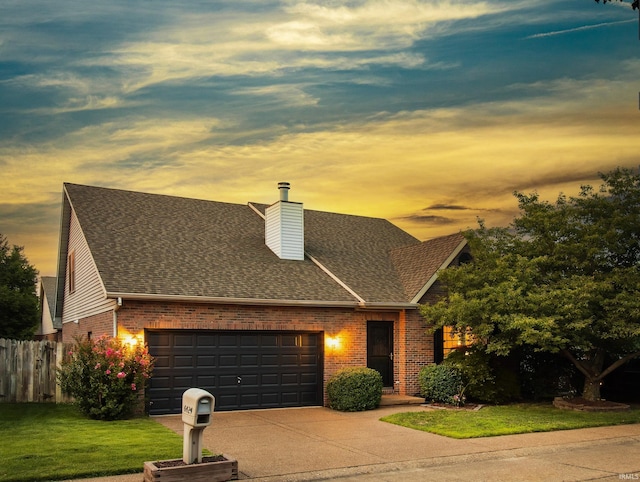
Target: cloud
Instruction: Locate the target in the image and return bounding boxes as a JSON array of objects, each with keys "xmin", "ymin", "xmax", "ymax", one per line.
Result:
[
  {"xmin": 96, "ymin": 0, "xmax": 526, "ymax": 92},
  {"xmin": 424, "ymin": 203, "xmax": 473, "ymax": 211},
  {"xmin": 399, "ymin": 214, "xmax": 457, "ymax": 225}
]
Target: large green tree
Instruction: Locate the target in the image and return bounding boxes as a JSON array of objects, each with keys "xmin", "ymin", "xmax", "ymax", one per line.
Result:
[
  {"xmin": 0, "ymin": 234, "xmax": 40, "ymax": 340},
  {"xmin": 421, "ymin": 168, "xmax": 640, "ymax": 401}
]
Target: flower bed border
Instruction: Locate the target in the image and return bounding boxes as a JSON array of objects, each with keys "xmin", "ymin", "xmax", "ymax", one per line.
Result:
[
  {"xmin": 143, "ymin": 454, "xmax": 238, "ymax": 482},
  {"xmin": 553, "ymin": 397, "xmax": 630, "ymax": 412}
]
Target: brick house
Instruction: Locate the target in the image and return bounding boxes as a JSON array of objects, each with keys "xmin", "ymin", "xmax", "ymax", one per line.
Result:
[{"xmin": 53, "ymin": 182, "xmax": 468, "ymax": 414}]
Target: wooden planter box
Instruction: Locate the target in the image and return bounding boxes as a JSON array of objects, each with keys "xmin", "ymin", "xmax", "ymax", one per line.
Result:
[{"xmin": 143, "ymin": 455, "xmax": 238, "ymax": 482}]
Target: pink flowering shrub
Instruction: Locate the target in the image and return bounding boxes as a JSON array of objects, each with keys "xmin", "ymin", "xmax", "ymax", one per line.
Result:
[{"xmin": 58, "ymin": 335, "xmax": 154, "ymax": 420}]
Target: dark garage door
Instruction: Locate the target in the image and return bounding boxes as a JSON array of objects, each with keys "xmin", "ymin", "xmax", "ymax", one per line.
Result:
[{"xmin": 146, "ymin": 330, "xmax": 323, "ymax": 414}]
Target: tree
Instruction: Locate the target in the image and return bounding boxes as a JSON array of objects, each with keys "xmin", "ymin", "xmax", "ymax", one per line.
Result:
[
  {"xmin": 0, "ymin": 234, "xmax": 40, "ymax": 340},
  {"xmin": 421, "ymin": 168, "xmax": 640, "ymax": 401},
  {"xmin": 595, "ymin": 0, "xmax": 639, "ymax": 10}
]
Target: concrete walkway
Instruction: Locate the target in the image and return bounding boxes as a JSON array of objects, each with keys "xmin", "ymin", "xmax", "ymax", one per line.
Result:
[{"xmin": 68, "ymin": 404, "xmax": 640, "ymax": 481}]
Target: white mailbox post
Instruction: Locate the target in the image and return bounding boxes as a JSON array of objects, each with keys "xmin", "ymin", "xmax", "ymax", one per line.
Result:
[{"xmin": 182, "ymin": 388, "xmax": 215, "ymax": 464}]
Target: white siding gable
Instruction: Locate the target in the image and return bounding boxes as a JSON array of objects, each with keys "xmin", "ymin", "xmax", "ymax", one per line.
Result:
[
  {"xmin": 265, "ymin": 201, "xmax": 304, "ymax": 260},
  {"xmin": 62, "ymin": 209, "xmax": 117, "ymax": 324}
]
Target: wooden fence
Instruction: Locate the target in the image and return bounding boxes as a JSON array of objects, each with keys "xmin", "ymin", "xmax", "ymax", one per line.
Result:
[{"xmin": 0, "ymin": 338, "xmax": 72, "ymax": 403}]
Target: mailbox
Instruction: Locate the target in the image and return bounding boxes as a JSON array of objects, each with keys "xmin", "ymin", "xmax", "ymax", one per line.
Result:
[
  {"xmin": 182, "ymin": 388, "xmax": 214, "ymax": 427},
  {"xmin": 182, "ymin": 388, "xmax": 215, "ymax": 464}
]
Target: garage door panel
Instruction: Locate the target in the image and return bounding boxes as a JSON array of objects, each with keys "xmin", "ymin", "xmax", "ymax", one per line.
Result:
[
  {"xmin": 261, "ymin": 373, "xmax": 278, "ymax": 385},
  {"xmin": 173, "ymin": 334, "xmax": 195, "ymax": 347},
  {"xmin": 240, "ymin": 354, "xmax": 258, "ymax": 366},
  {"xmin": 261, "ymin": 354, "xmax": 278, "ymax": 366},
  {"xmin": 147, "ymin": 330, "xmax": 322, "ymax": 414},
  {"xmin": 260, "ymin": 334, "xmax": 278, "ymax": 347},
  {"xmin": 240, "ymin": 334, "xmax": 260, "ymax": 347},
  {"xmin": 240, "ymin": 374, "xmax": 259, "ymax": 386},
  {"xmin": 196, "ymin": 335, "xmax": 216, "ymax": 347},
  {"xmin": 300, "ymin": 354, "xmax": 316, "ymax": 365},
  {"xmin": 300, "ymin": 334, "xmax": 317, "ymax": 346},
  {"xmin": 153, "ymin": 355, "xmax": 170, "ymax": 368},
  {"xmin": 219, "ymin": 354, "xmax": 238, "ymax": 366},
  {"xmin": 196, "ymin": 375, "xmax": 216, "ymax": 386},
  {"xmin": 171, "ymin": 376, "xmax": 195, "ymax": 390},
  {"xmin": 219, "ymin": 375, "xmax": 240, "ymax": 388},
  {"xmin": 196, "ymin": 355, "xmax": 216, "ymax": 367},
  {"xmin": 218, "ymin": 334, "xmax": 238, "ymax": 346},
  {"xmin": 281, "ymin": 373, "xmax": 299, "ymax": 385},
  {"xmin": 173, "ymin": 355, "xmax": 195, "ymax": 367},
  {"xmin": 150, "ymin": 376, "xmax": 170, "ymax": 389},
  {"xmin": 301, "ymin": 373, "xmax": 317, "ymax": 384},
  {"xmin": 280, "ymin": 334, "xmax": 298, "ymax": 347}
]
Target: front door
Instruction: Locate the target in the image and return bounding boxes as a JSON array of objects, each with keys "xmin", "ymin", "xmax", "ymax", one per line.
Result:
[{"xmin": 367, "ymin": 321, "xmax": 394, "ymax": 386}]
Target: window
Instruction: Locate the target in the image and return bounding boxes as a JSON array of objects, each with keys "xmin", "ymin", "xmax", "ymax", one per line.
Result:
[
  {"xmin": 442, "ymin": 326, "xmax": 473, "ymax": 357},
  {"xmin": 68, "ymin": 250, "xmax": 76, "ymax": 294}
]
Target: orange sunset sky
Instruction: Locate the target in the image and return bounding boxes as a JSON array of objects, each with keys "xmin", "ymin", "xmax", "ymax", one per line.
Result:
[{"xmin": 1, "ymin": 0, "xmax": 638, "ymax": 276}]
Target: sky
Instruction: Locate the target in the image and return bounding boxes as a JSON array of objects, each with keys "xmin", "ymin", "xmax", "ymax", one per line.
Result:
[{"xmin": 1, "ymin": 0, "xmax": 638, "ymax": 277}]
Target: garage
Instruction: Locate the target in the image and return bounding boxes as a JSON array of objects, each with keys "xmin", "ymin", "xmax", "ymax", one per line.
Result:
[{"xmin": 146, "ymin": 330, "xmax": 323, "ymax": 414}]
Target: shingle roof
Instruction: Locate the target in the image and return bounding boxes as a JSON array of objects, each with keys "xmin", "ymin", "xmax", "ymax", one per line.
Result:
[
  {"xmin": 62, "ymin": 183, "xmax": 465, "ymax": 306},
  {"xmin": 389, "ymin": 233, "xmax": 467, "ymax": 301}
]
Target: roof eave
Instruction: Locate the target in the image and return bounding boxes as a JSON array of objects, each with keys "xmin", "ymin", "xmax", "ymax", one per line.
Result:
[
  {"xmin": 107, "ymin": 292, "xmax": 418, "ymax": 310},
  {"xmin": 108, "ymin": 292, "xmax": 361, "ymax": 308}
]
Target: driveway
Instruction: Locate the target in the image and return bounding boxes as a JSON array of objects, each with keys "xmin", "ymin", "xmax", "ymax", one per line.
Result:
[{"xmin": 152, "ymin": 405, "xmax": 640, "ymax": 481}]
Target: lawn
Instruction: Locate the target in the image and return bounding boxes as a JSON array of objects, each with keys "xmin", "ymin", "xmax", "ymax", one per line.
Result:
[
  {"xmin": 0, "ymin": 403, "xmax": 184, "ymax": 482},
  {"xmin": 380, "ymin": 403, "xmax": 640, "ymax": 439}
]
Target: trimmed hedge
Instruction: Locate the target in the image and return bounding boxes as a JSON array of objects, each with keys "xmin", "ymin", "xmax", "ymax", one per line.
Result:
[
  {"xmin": 326, "ymin": 367, "xmax": 383, "ymax": 412},
  {"xmin": 418, "ymin": 364, "xmax": 463, "ymax": 404}
]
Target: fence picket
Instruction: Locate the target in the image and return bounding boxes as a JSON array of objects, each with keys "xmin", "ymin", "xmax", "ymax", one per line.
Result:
[{"xmin": 0, "ymin": 338, "xmax": 72, "ymax": 404}]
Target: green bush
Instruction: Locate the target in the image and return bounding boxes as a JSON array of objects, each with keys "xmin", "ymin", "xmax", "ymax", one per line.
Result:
[
  {"xmin": 326, "ymin": 367, "xmax": 383, "ymax": 411},
  {"xmin": 418, "ymin": 364, "xmax": 464, "ymax": 404},
  {"xmin": 57, "ymin": 335, "xmax": 154, "ymax": 420},
  {"xmin": 443, "ymin": 348, "xmax": 521, "ymax": 404}
]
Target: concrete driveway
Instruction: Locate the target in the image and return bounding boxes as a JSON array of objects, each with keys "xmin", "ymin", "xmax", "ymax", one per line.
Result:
[{"xmin": 149, "ymin": 405, "xmax": 640, "ymax": 481}]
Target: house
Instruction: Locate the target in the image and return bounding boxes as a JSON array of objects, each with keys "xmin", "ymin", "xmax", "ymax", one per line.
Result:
[
  {"xmin": 35, "ymin": 276, "xmax": 61, "ymax": 341},
  {"xmin": 54, "ymin": 182, "xmax": 468, "ymax": 414}
]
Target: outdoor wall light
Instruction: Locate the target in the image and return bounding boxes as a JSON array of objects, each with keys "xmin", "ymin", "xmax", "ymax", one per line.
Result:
[
  {"xmin": 325, "ymin": 336, "xmax": 340, "ymax": 351},
  {"xmin": 118, "ymin": 330, "xmax": 143, "ymax": 348}
]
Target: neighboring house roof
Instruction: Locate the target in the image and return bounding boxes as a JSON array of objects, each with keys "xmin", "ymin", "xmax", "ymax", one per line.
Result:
[{"xmin": 59, "ymin": 183, "xmax": 466, "ymax": 308}]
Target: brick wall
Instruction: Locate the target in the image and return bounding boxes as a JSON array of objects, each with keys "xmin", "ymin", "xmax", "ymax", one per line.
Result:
[
  {"xmin": 62, "ymin": 310, "xmax": 113, "ymax": 343},
  {"xmin": 64, "ymin": 300, "xmax": 436, "ymax": 403}
]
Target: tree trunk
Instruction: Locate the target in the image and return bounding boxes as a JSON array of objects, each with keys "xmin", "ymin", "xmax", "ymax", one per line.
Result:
[{"xmin": 582, "ymin": 377, "xmax": 601, "ymax": 401}]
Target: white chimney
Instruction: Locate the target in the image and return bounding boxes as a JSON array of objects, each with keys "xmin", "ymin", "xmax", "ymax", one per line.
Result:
[{"xmin": 265, "ymin": 182, "xmax": 304, "ymax": 260}]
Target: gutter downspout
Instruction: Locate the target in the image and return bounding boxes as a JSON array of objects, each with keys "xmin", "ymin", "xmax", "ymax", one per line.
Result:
[{"xmin": 113, "ymin": 297, "xmax": 123, "ymax": 338}]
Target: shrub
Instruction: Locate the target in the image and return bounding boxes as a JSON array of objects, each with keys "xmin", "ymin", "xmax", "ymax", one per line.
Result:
[
  {"xmin": 58, "ymin": 335, "xmax": 154, "ymax": 420},
  {"xmin": 326, "ymin": 367, "xmax": 383, "ymax": 411},
  {"xmin": 443, "ymin": 347, "xmax": 521, "ymax": 404},
  {"xmin": 418, "ymin": 364, "xmax": 464, "ymax": 405}
]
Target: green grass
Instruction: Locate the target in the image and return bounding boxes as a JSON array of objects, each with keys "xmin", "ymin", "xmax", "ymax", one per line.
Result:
[
  {"xmin": 380, "ymin": 403, "xmax": 640, "ymax": 439},
  {"xmin": 0, "ymin": 403, "xmax": 185, "ymax": 482}
]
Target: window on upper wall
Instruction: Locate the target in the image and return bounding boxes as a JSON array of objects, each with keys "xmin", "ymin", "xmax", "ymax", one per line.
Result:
[{"xmin": 68, "ymin": 250, "xmax": 76, "ymax": 294}]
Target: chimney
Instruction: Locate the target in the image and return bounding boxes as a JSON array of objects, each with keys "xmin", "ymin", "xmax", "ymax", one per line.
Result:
[
  {"xmin": 265, "ymin": 182, "xmax": 304, "ymax": 260},
  {"xmin": 278, "ymin": 181, "xmax": 290, "ymax": 201}
]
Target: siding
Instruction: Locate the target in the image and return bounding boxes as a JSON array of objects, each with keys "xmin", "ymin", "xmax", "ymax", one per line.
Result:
[
  {"xmin": 62, "ymin": 209, "xmax": 117, "ymax": 325},
  {"xmin": 265, "ymin": 201, "xmax": 304, "ymax": 260}
]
